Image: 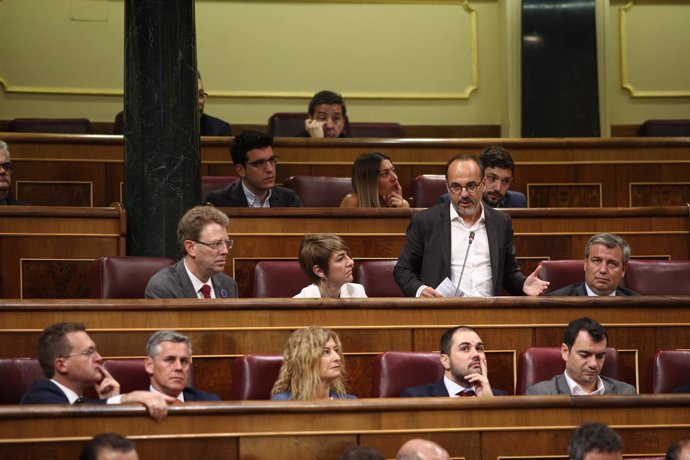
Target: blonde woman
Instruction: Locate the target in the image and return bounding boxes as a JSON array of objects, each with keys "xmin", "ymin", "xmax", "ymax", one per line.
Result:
[
  {"xmin": 271, "ymin": 327, "xmax": 356, "ymax": 400},
  {"xmin": 340, "ymin": 152, "xmax": 410, "ymax": 208}
]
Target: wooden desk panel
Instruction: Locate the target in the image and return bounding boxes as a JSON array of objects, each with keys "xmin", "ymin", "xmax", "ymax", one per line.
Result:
[{"xmin": 0, "ymin": 397, "xmax": 687, "ymax": 460}]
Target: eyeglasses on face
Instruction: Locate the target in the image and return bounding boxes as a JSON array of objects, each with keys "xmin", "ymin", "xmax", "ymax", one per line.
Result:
[
  {"xmin": 198, "ymin": 91, "xmax": 208, "ymax": 100},
  {"xmin": 193, "ymin": 239, "xmax": 233, "ymax": 250},
  {"xmin": 447, "ymin": 181, "xmax": 480, "ymax": 195},
  {"xmin": 62, "ymin": 346, "xmax": 98, "ymax": 359},
  {"xmin": 0, "ymin": 162, "xmax": 13, "ymax": 172},
  {"xmin": 245, "ymin": 156, "xmax": 279, "ymax": 169}
]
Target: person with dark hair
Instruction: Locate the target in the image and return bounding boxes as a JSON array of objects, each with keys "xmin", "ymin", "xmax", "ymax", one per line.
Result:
[
  {"xmin": 339, "ymin": 445, "xmax": 385, "ymax": 460},
  {"xmin": 80, "ymin": 433, "xmax": 138, "ymax": 460},
  {"xmin": 296, "ymin": 90, "xmax": 349, "ymax": 138},
  {"xmin": 548, "ymin": 233, "xmax": 638, "ymax": 297},
  {"xmin": 20, "ymin": 322, "xmax": 173, "ymax": 423},
  {"xmin": 205, "ymin": 130, "xmax": 302, "ymax": 207},
  {"xmin": 666, "ymin": 438, "xmax": 690, "ymax": 460},
  {"xmin": 340, "ymin": 152, "xmax": 409, "ymax": 208},
  {"xmin": 568, "ymin": 422, "xmax": 623, "ymax": 460},
  {"xmin": 197, "ymin": 71, "xmax": 232, "ymax": 136},
  {"xmin": 394, "ymin": 154, "xmax": 548, "ymax": 297},
  {"xmin": 396, "ymin": 439, "xmax": 450, "ymax": 460},
  {"xmin": 0, "ymin": 140, "xmax": 29, "ymax": 205},
  {"xmin": 526, "ymin": 317, "xmax": 636, "ymax": 395},
  {"xmin": 145, "ymin": 205, "xmax": 238, "ymax": 299},
  {"xmin": 145, "ymin": 330, "xmax": 220, "ymax": 401},
  {"xmin": 401, "ymin": 326, "xmax": 506, "ymax": 397}
]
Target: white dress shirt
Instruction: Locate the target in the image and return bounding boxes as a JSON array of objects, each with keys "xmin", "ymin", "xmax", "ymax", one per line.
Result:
[{"xmin": 184, "ymin": 259, "xmax": 216, "ymax": 298}]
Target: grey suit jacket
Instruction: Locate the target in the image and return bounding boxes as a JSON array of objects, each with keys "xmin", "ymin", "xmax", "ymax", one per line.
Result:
[
  {"xmin": 548, "ymin": 283, "xmax": 639, "ymax": 297},
  {"xmin": 205, "ymin": 182, "xmax": 302, "ymax": 207},
  {"xmin": 145, "ymin": 259, "xmax": 238, "ymax": 299},
  {"xmin": 525, "ymin": 373, "xmax": 636, "ymax": 395},
  {"xmin": 393, "ymin": 203, "xmax": 526, "ymax": 297}
]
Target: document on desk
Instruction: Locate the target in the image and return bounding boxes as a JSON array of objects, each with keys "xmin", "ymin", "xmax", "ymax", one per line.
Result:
[{"xmin": 436, "ymin": 277, "xmax": 466, "ymax": 297}]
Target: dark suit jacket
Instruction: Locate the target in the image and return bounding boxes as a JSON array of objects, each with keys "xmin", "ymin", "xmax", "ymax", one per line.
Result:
[
  {"xmin": 0, "ymin": 196, "xmax": 29, "ymax": 205},
  {"xmin": 525, "ymin": 373, "xmax": 636, "ymax": 395},
  {"xmin": 393, "ymin": 203, "xmax": 526, "ymax": 297},
  {"xmin": 673, "ymin": 383, "xmax": 690, "ymax": 393},
  {"xmin": 400, "ymin": 378, "xmax": 507, "ymax": 397},
  {"xmin": 182, "ymin": 387, "xmax": 221, "ymax": 401},
  {"xmin": 20, "ymin": 380, "xmax": 105, "ymax": 404},
  {"xmin": 439, "ymin": 190, "xmax": 527, "ymax": 209},
  {"xmin": 205, "ymin": 182, "xmax": 302, "ymax": 208},
  {"xmin": 548, "ymin": 283, "xmax": 639, "ymax": 297},
  {"xmin": 144, "ymin": 259, "xmax": 239, "ymax": 299},
  {"xmin": 200, "ymin": 113, "xmax": 232, "ymax": 136}
]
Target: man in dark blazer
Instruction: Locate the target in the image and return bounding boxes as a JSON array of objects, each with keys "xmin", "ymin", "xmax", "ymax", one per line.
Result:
[
  {"xmin": 0, "ymin": 140, "xmax": 29, "ymax": 205},
  {"xmin": 548, "ymin": 233, "xmax": 639, "ymax": 297},
  {"xmin": 198, "ymin": 73, "xmax": 231, "ymax": 136},
  {"xmin": 401, "ymin": 326, "xmax": 506, "ymax": 397},
  {"xmin": 526, "ymin": 317, "xmax": 636, "ymax": 395},
  {"xmin": 20, "ymin": 322, "xmax": 173, "ymax": 422},
  {"xmin": 205, "ymin": 130, "xmax": 302, "ymax": 207},
  {"xmin": 295, "ymin": 90, "xmax": 349, "ymax": 138},
  {"xmin": 145, "ymin": 205, "xmax": 238, "ymax": 299},
  {"xmin": 394, "ymin": 154, "xmax": 547, "ymax": 297},
  {"xmin": 145, "ymin": 330, "xmax": 220, "ymax": 402}
]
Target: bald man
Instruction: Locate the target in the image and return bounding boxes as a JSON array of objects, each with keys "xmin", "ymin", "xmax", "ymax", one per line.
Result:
[{"xmin": 396, "ymin": 439, "xmax": 450, "ymax": 460}]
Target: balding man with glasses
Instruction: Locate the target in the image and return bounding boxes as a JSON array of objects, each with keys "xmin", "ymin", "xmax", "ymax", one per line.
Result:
[
  {"xmin": 145, "ymin": 205, "xmax": 238, "ymax": 299},
  {"xmin": 0, "ymin": 139, "xmax": 29, "ymax": 205},
  {"xmin": 394, "ymin": 154, "xmax": 548, "ymax": 297},
  {"xmin": 205, "ymin": 130, "xmax": 302, "ymax": 207}
]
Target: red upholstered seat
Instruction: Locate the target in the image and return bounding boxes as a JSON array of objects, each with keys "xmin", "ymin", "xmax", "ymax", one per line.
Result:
[
  {"xmin": 201, "ymin": 175, "xmax": 239, "ymax": 202},
  {"xmin": 229, "ymin": 354, "xmax": 283, "ymax": 400},
  {"xmin": 370, "ymin": 351, "xmax": 444, "ymax": 397},
  {"xmin": 516, "ymin": 347, "xmax": 624, "ymax": 395},
  {"xmin": 538, "ymin": 260, "xmax": 585, "ymax": 293},
  {"xmin": 0, "ymin": 358, "xmax": 44, "ymax": 404},
  {"xmin": 267, "ymin": 112, "xmax": 351, "ymax": 137},
  {"xmin": 282, "ymin": 176, "xmax": 353, "ymax": 207},
  {"xmin": 355, "ymin": 260, "xmax": 403, "ymax": 297},
  {"xmin": 625, "ymin": 260, "xmax": 690, "ymax": 295},
  {"xmin": 252, "ymin": 260, "xmax": 311, "ymax": 298},
  {"xmin": 348, "ymin": 122, "xmax": 404, "ymax": 138},
  {"xmin": 638, "ymin": 119, "xmax": 690, "ymax": 137},
  {"xmin": 8, "ymin": 118, "xmax": 93, "ymax": 134},
  {"xmin": 103, "ymin": 359, "xmax": 150, "ymax": 393},
  {"xmin": 651, "ymin": 350, "xmax": 690, "ymax": 393},
  {"xmin": 90, "ymin": 256, "xmax": 175, "ymax": 299},
  {"xmin": 410, "ymin": 174, "xmax": 446, "ymax": 208}
]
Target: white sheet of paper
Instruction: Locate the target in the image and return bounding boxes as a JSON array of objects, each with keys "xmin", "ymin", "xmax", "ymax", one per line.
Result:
[{"xmin": 436, "ymin": 277, "xmax": 466, "ymax": 297}]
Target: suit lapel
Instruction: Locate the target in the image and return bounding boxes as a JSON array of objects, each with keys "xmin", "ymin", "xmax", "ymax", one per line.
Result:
[
  {"xmin": 175, "ymin": 260, "xmax": 198, "ymax": 298},
  {"xmin": 483, "ymin": 206, "xmax": 500, "ymax": 294},
  {"xmin": 555, "ymin": 374, "xmax": 571, "ymax": 394},
  {"xmin": 439, "ymin": 205, "xmax": 452, "ymax": 278}
]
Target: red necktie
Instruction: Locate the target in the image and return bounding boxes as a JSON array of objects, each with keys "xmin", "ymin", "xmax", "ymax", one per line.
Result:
[
  {"xmin": 199, "ymin": 284, "xmax": 212, "ymax": 299},
  {"xmin": 457, "ymin": 388, "xmax": 475, "ymax": 397}
]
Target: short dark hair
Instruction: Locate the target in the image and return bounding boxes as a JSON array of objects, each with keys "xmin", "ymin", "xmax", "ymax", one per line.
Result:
[
  {"xmin": 666, "ymin": 439, "xmax": 690, "ymax": 460},
  {"xmin": 568, "ymin": 422, "xmax": 623, "ymax": 460},
  {"xmin": 230, "ymin": 130, "xmax": 273, "ymax": 165},
  {"xmin": 439, "ymin": 325, "xmax": 476, "ymax": 356},
  {"xmin": 308, "ymin": 90, "xmax": 347, "ymax": 117},
  {"xmin": 80, "ymin": 433, "xmax": 136, "ymax": 460},
  {"xmin": 37, "ymin": 322, "xmax": 86, "ymax": 378},
  {"xmin": 479, "ymin": 146, "xmax": 515, "ymax": 174},
  {"xmin": 339, "ymin": 445, "xmax": 385, "ymax": 460},
  {"xmin": 563, "ymin": 317, "xmax": 608, "ymax": 350},
  {"xmin": 445, "ymin": 154, "xmax": 484, "ymax": 180}
]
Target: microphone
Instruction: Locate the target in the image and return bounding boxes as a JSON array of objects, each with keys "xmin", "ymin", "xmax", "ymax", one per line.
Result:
[{"xmin": 454, "ymin": 231, "xmax": 475, "ymax": 297}]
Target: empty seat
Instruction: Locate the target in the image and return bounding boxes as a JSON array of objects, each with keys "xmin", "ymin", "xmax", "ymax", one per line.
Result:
[
  {"xmin": 409, "ymin": 174, "xmax": 447, "ymax": 208},
  {"xmin": 516, "ymin": 347, "xmax": 624, "ymax": 395},
  {"xmin": 282, "ymin": 176, "xmax": 353, "ymax": 207},
  {"xmin": 355, "ymin": 260, "xmax": 403, "ymax": 297},
  {"xmin": 8, "ymin": 118, "xmax": 93, "ymax": 134},
  {"xmin": 90, "ymin": 256, "xmax": 175, "ymax": 299},
  {"xmin": 252, "ymin": 260, "xmax": 311, "ymax": 298},
  {"xmin": 371, "ymin": 351, "xmax": 444, "ymax": 397},
  {"xmin": 651, "ymin": 350, "xmax": 690, "ymax": 393},
  {"xmin": 348, "ymin": 122, "xmax": 404, "ymax": 138},
  {"xmin": 638, "ymin": 119, "xmax": 690, "ymax": 137},
  {"xmin": 0, "ymin": 358, "xmax": 44, "ymax": 404},
  {"xmin": 625, "ymin": 260, "xmax": 690, "ymax": 295},
  {"xmin": 229, "ymin": 354, "xmax": 283, "ymax": 400},
  {"xmin": 538, "ymin": 260, "xmax": 585, "ymax": 294},
  {"xmin": 202, "ymin": 175, "xmax": 239, "ymax": 202}
]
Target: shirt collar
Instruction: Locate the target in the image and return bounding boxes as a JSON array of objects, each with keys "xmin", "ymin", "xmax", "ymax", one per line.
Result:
[
  {"xmin": 183, "ymin": 259, "xmax": 213, "ymax": 298},
  {"xmin": 449, "ymin": 200, "xmax": 486, "ymax": 230},
  {"xmin": 150, "ymin": 384, "xmax": 184, "ymax": 402},
  {"xmin": 563, "ymin": 370, "xmax": 605, "ymax": 395},
  {"xmin": 585, "ymin": 283, "xmax": 616, "ymax": 296},
  {"xmin": 241, "ymin": 180, "xmax": 271, "ymax": 207},
  {"xmin": 50, "ymin": 379, "xmax": 80, "ymax": 403},
  {"xmin": 443, "ymin": 375, "xmax": 473, "ymax": 397}
]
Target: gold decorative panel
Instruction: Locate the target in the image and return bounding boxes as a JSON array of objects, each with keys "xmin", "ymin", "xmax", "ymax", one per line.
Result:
[
  {"xmin": 629, "ymin": 182, "xmax": 690, "ymax": 207},
  {"xmin": 527, "ymin": 184, "xmax": 602, "ymax": 208}
]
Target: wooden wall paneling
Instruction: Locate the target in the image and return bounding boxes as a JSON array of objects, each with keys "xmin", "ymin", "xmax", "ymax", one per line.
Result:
[{"xmin": 527, "ymin": 183, "xmax": 602, "ymax": 207}]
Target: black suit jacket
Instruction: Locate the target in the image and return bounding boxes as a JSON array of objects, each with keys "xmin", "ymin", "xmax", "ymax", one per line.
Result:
[
  {"xmin": 20, "ymin": 380, "xmax": 105, "ymax": 404},
  {"xmin": 0, "ymin": 196, "xmax": 29, "ymax": 205},
  {"xmin": 400, "ymin": 378, "xmax": 507, "ymax": 397},
  {"xmin": 548, "ymin": 283, "xmax": 639, "ymax": 296},
  {"xmin": 182, "ymin": 387, "xmax": 221, "ymax": 401},
  {"xmin": 394, "ymin": 203, "xmax": 525, "ymax": 297},
  {"xmin": 205, "ymin": 182, "xmax": 302, "ymax": 208},
  {"xmin": 200, "ymin": 113, "xmax": 232, "ymax": 136}
]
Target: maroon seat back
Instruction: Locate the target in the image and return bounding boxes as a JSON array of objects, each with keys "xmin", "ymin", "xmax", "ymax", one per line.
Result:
[
  {"xmin": 90, "ymin": 256, "xmax": 175, "ymax": 299},
  {"xmin": 371, "ymin": 351, "xmax": 444, "ymax": 397},
  {"xmin": 8, "ymin": 118, "xmax": 93, "ymax": 134},
  {"xmin": 638, "ymin": 119, "xmax": 690, "ymax": 137},
  {"xmin": 268, "ymin": 112, "xmax": 351, "ymax": 137},
  {"xmin": 538, "ymin": 260, "xmax": 585, "ymax": 293},
  {"xmin": 516, "ymin": 347, "xmax": 624, "ymax": 395},
  {"xmin": 625, "ymin": 260, "xmax": 690, "ymax": 295},
  {"xmin": 651, "ymin": 350, "xmax": 690, "ymax": 393},
  {"xmin": 0, "ymin": 358, "xmax": 44, "ymax": 404},
  {"xmin": 252, "ymin": 260, "xmax": 311, "ymax": 298},
  {"xmin": 201, "ymin": 175, "xmax": 239, "ymax": 202},
  {"xmin": 348, "ymin": 122, "xmax": 404, "ymax": 138},
  {"xmin": 229, "ymin": 354, "xmax": 283, "ymax": 400},
  {"xmin": 103, "ymin": 359, "xmax": 196, "ymax": 394},
  {"xmin": 282, "ymin": 176, "xmax": 353, "ymax": 207},
  {"xmin": 355, "ymin": 260, "xmax": 403, "ymax": 297},
  {"xmin": 410, "ymin": 174, "xmax": 446, "ymax": 208}
]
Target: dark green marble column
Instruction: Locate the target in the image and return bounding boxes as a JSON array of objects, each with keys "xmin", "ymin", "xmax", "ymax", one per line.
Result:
[{"xmin": 124, "ymin": 0, "xmax": 200, "ymax": 258}]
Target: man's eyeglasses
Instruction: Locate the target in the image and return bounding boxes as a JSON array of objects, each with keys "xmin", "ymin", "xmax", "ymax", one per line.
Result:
[
  {"xmin": 193, "ymin": 239, "xmax": 234, "ymax": 250},
  {"xmin": 447, "ymin": 182, "xmax": 480, "ymax": 195},
  {"xmin": 62, "ymin": 347, "xmax": 98, "ymax": 359},
  {"xmin": 245, "ymin": 156, "xmax": 279, "ymax": 169},
  {"xmin": 198, "ymin": 91, "xmax": 208, "ymax": 100},
  {"xmin": 0, "ymin": 162, "xmax": 13, "ymax": 172}
]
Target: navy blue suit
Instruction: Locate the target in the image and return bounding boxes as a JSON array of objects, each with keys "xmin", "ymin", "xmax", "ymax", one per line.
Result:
[
  {"xmin": 205, "ymin": 182, "xmax": 302, "ymax": 208},
  {"xmin": 200, "ymin": 113, "xmax": 232, "ymax": 136},
  {"xmin": 20, "ymin": 380, "xmax": 105, "ymax": 404},
  {"xmin": 400, "ymin": 378, "xmax": 506, "ymax": 397},
  {"xmin": 182, "ymin": 387, "xmax": 221, "ymax": 401},
  {"xmin": 548, "ymin": 283, "xmax": 639, "ymax": 297}
]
